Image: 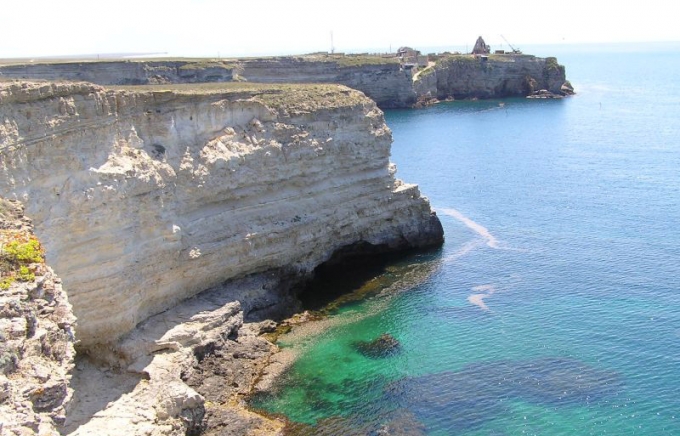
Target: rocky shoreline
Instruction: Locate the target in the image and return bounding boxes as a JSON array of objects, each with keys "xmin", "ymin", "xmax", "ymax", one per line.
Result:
[
  {"xmin": 0, "ymin": 79, "xmax": 443, "ymax": 434},
  {"xmin": 0, "ymin": 192, "xmax": 439, "ymax": 435},
  {"xmin": 0, "ymin": 44, "xmax": 570, "ymax": 432}
]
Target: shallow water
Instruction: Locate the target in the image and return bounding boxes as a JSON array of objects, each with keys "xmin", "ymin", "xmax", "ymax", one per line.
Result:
[{"xmin": 252, "ymin": 44, "xmax": 680, "ymax": 435}]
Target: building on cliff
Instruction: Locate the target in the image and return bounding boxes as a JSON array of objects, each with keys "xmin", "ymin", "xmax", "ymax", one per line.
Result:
[{"xmin": 397, "ymin": 47, "xmax": 428, "ymax": 69}]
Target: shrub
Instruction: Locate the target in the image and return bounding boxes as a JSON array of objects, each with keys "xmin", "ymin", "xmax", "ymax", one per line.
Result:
[
  {"xmin": 3, "ymin": 236, "xmax": 43, "ymax": 264},
  {"xmin": 0, "ymin": 277, "xmax": 13, "ymax": 290},
  {"xmin": 17, "ymin": 265, "xmax": 35, "ymax": 282},
  {"xmin": 0, "ymin": 233, "xmax": 44, "ymax": 289}
]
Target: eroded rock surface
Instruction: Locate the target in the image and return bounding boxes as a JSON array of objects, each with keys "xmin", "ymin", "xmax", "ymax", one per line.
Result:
[
  {"xmin": 64, "ymin": 275, "xmax": 289, "ymax": 436},
  {"xmin": 415, "ymin": 54, "xmax": 572, "ymax": 100},
  {"xmin": 0, "ymin": 199, "xmax": 76, "ymax": 436},
  {"xmin": 0, "ymin": 81, "xmax": 443, "ymax": 434},
  {"xmin": 0, "ymin": 57, "xmax": 416, "ymax": 109},
  {"xmin": 0, "ymin": 81, "xmax": 443, "ymax": 348}
]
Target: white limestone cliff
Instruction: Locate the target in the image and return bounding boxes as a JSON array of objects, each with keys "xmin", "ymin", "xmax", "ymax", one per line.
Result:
[{"xmin": 0, "ymin": 81, "xmax": 442, "ymax": 350}]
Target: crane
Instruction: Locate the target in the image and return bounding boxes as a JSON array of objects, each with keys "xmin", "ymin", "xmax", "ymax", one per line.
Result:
[{"xmin": 500, "ymin": 35, "xmax": 522, "ymax": 54}]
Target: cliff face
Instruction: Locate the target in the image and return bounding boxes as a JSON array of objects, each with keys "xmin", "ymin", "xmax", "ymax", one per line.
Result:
[
  {"xmin": 0, "ymin": 199, "xmax": 76, "ymax": 435},
  {"xmin": 0, "ymin": 53, "xmax": 571, "ymax": 108},
  {"xmin": 236, "ymin": 57, "xmax": 416, "ymax": 108},
  {"xmin": 416, "ymin": 54, "xmax": 570, "ymax": 99},
  {"xmin": 0, "ymin": 57, "xmax": 416, "ymax": 109},
  {"xmin": 0, "ymin": 61, "xmax": 236, "ymax": 86},
  {"xmin": 0, "ymin": 81, "xmax": 442, "ymax": 348}
]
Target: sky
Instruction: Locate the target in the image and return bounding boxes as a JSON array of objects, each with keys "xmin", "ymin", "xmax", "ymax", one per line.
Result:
[{"xmin": 1, "ymin": 0, "xmax": 679, "ymax": 59}]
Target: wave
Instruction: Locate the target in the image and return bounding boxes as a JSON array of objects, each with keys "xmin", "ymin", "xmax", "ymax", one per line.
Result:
[
  {"xmin": 467, "ymin": 284, "xmax": 497, "ymax": 311},
  {"xmin": 437, "ymin": 208, "xmax": 505, "ymax": 310},
  {"xmin": 438, "ymin": 207, "xmax": 499, "ymax": 249}
]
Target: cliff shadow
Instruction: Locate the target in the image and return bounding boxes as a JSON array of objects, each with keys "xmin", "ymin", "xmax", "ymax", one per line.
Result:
[
  {"xmin": 297, "ymin": 242, "xmax": 444, "ymax": 312},
  {"xmin": 61, "ymin": 355, "xmax": 144, "ymax": 434}
]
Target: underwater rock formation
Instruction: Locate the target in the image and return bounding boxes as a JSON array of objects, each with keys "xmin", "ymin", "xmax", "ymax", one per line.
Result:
[{"xmin": 354, "ymin": 333, "xmax": 402, "ymax": 359}]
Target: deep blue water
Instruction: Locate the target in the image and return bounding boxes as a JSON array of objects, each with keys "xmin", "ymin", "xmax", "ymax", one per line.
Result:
[{"xmin": 253, "ymin": 45, "xmax": 680, "ymax": 435}]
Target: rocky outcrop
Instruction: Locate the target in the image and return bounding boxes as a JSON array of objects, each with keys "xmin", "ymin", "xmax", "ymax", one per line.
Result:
[
  {"xmin": 0, "ymin": 80, "xmax": 442, "ymax": 349},
  {"xmin": 414, "ymin": 54, "xmax": 572, "ymax": 100},
  {"xmin": 0, "ymin": 199, "xmax": 76, "ymax": 435},
  {"xmin": 353, "ymin": 333, "xmax": 402, "ymax": 359},
  {"xmin": 64, "ymin": 274, "xmax": 290, "ymax": 436},
  {"xmin": 471, "ymin": 36, "xmax": 490, "ymax": 55}
]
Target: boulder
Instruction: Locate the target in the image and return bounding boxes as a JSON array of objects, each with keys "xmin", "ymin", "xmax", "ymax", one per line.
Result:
[{"xmin": 354, "ymin": 333, "xmax": 401, "ymax": 358}]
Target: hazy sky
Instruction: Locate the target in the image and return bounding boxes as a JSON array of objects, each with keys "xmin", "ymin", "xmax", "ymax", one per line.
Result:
[{"xmin": 2, "ymin": 0, "xmax": 678, "ymax": 58}]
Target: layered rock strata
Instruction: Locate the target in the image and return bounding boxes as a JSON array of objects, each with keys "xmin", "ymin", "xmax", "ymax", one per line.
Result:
[
  {"xmin": 0, "ymin": 80, "xmax": 443, "ymax": 434},
  {"xmin": 0, "ymin": 80, "xmax": 443, "ymax": 348},
  {"xmin": 414, "ymin": 54, "xmax": 573, "ymax": 101},
  {"xmin": 0, "ymin": 60, "xmax": 237, "ymax": 86},
  {"xmin": 0, "ymin": 57, "xmax": 416, "ymax": 109},
  {"xmin": 0, "ymin": 199, "xmax": 76, "ymax": 435},
  {"xmin": 0, "ymin": 53, "xmax": 572, "ymax": 108},
  {"xmin": 235, "ymin": 57, "xmax": 416, "ymax": 108}
]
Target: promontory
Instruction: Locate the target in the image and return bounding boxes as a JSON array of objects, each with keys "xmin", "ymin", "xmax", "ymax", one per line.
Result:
[
  {"xmin": 0, "ymin": 80, "xmax": 442, "ymax": 435},
  {"xmin": 0, "ymin": 43, "xmax": 572, "ymax": 435}
]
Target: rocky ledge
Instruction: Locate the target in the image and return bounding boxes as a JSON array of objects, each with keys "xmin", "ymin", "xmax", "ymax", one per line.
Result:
[{"xmin": 0, "ymin": 80, "xmax": 443, "ymax": 434}]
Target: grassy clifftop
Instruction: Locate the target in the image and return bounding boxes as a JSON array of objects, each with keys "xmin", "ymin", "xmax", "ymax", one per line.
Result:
[{"xmin": 109, "ymin": 82, "xmax": 371, "ymax": 111}]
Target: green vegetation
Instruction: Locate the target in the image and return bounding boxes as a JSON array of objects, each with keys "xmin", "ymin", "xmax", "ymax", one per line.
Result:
[
  {"xmin": 487, "ymin": 54, "xmax": 519, "ymax": 62},
  {"xmin": 443, "ymin": 54, "xmax": 478, "ymax": 62},
  {"xmin": 419, "ymin": 66, "xmax": 436, "ymax": 77},
  {"xmin": 326, "ymin": 55, "xmax": 399, "ymax": 68},
  {"xmin": 0, "ymin": 277, "xmax": 13, "ymax": 291},
  {"xmin": 3, "ymin": 237, "xmax": 43, "ymax": 263},
  {"xmin": 109, "ymin": 82, "xmax": 368, "ymax": 111},
  {"xmin": 0, "ymin": 232, "xmax": 44, "ymax": 290},
  {"xmin": 545, "ymin": 57, "xmax": 561, "ymax": 71},
  {"xmin": 178, "ymin": 61, "xmax": 237, "ymax": 71}
]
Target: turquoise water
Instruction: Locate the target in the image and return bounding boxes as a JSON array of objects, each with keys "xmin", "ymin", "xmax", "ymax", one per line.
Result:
[{"xmin": 252, "ymin": 45, "xmax": 680, "ymax": 435}]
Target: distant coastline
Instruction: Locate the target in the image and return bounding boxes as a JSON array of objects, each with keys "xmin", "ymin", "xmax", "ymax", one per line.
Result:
[{"xmin": 0, "ymin": 41, "xmax": 573, "ymax": 108}]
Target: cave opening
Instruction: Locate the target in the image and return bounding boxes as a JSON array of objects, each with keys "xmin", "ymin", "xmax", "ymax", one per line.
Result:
[{"xmin": 296, "ymin": 241, "xmax": 428, "ymax": 311}]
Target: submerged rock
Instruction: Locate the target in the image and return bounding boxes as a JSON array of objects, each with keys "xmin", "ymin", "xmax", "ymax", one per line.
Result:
[
  {"xmin": 354, "ymin": 333, "xmax": 402, "ymax": 359},
  {"xmin": 284, "ymin": 409, "xmax": 425, "ymax": 436}
]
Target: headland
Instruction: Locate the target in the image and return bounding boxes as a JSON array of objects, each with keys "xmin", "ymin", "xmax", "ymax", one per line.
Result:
[
  {"xmin": 0, "ymin": 38, "xmax": 573, "ymax": 110},
  {"xmin": 0, "ymin": 37, "xmax": 571, "ymax": 435}
]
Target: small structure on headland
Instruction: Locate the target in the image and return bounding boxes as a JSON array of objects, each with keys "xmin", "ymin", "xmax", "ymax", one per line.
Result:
[
  {"xmin": 397, "ymin": 46, "xmax": 429, "ymax": 68},
  {"xmin": 471, "ymin": 36, "xmax": 490, "ymax": 55}
]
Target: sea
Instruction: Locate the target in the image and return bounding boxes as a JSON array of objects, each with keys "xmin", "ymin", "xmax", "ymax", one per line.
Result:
[{"xmin": 251, "ymin": 42, "xmax": 680, "ymax": 435}]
